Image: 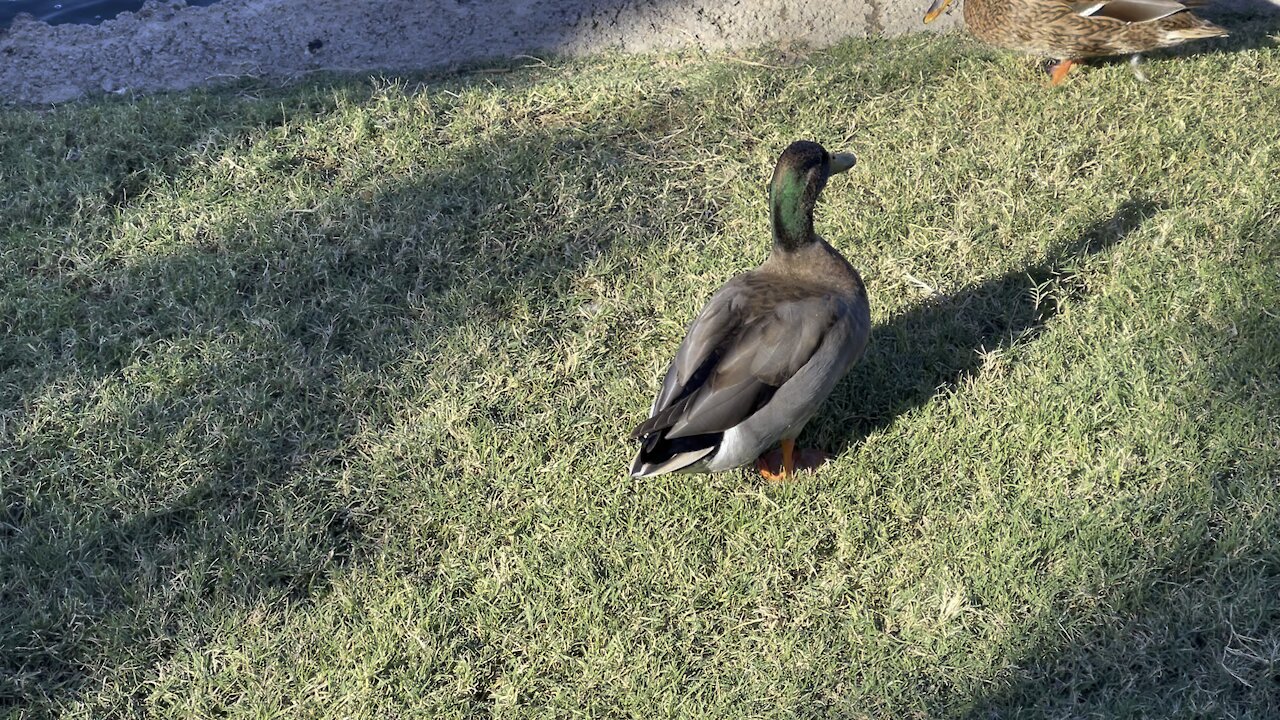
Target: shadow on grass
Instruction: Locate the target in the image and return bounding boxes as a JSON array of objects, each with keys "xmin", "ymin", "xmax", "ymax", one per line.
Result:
[
  {"xmin": 961, "ymin": 307, "xmax": 1280, "ymax": 717},
  {"xmin": 1199, "ymin": 2, "xmax": 1280, "ymax": 39},
  {"xmin": 813, "ymin": 198, "xmax": 1159, "ymax": 456},
  {"xmin": 0, "ymin": 82, "xmax": 385, "ymax": 710},
  {"xmin": 0, "ymin": 64, "xmax": 690, "ymax": 710}
]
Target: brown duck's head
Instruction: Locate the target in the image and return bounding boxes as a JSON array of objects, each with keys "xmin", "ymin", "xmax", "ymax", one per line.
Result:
[
  {"xmin": 923, "ymin": 0, "xmax": 954, "ymax": 24},
  {"xmin": 769, "ymin": 140, "xmax": 856, "ymax": 252}
]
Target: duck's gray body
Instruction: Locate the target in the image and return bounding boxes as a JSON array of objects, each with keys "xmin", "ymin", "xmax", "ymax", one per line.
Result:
[{"xmin": 630, "ymin": 141, "xmax": 870, "ymax": 478}]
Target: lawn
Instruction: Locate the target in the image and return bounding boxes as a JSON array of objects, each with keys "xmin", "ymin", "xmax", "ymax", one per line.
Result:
[{"xmin": 2, "ymin": 14, "xmax": 1278, "ymax": 719}]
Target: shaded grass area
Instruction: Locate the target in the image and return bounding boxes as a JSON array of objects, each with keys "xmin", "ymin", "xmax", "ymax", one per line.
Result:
[{"xmin": 2, "ymin": 15, "xmax": 1279, "ymax": 718}]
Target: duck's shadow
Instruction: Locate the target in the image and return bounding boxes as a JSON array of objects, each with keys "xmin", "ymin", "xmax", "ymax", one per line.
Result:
[
  {"xmin": 812, "ymin": 199, "xmax": 1159, "ymax": 457},
  {"xmin": 1199, "ymin": 3, "xmax": 1280, "ymax": 42}
]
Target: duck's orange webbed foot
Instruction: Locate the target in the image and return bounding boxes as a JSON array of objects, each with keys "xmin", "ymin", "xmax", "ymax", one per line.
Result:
[
  {"xmin": 1048, "ymin": 59, "xmax": 1077, "ymax": 85},
  {"xmin": 755, "ymin": 439, "xmax": 831, "ymax": 482}
]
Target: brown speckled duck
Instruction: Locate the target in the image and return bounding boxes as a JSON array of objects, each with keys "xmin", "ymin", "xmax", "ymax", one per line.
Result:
[
  {"xmin": 630, "ymin": 141, "xmax": 871, "ymax": 481},
  {"xmin": 923, "ymin": 0, "xmax": 1228, "ymax": 84}
]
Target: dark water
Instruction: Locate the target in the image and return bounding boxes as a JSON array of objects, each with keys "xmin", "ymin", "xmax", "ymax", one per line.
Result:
[{"xmin": 1, "ymin": 0, "xmax": 220, "ymax": 29}]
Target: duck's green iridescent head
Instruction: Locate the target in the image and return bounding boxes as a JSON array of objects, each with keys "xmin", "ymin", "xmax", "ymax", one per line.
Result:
[{"xmin": 769, "ymin": 141, "xmax": 856, "ymax": 252}]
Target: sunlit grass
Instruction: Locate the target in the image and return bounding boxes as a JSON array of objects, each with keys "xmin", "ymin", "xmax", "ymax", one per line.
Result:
[{"xmin": 2, "ymin": 17, "xmax": 1278, "ymax": 718}]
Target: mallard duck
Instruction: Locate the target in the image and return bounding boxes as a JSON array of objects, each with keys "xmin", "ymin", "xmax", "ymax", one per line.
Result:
[
  {"xmin": 630, "ymin": 141, "xmax": 871, "ymax": 481},
  {"xmin": 923, "ymin": 0, "xmax": 1228, "ymax": 84}
]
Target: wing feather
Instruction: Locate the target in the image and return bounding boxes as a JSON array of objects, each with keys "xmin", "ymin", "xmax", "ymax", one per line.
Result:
[
  {"xmin": 1071, "ymin": 0, "xmax": 1193, "ymax": 22},
  {"xmin": 632, "ymin": 279, "xmax": 840, "ymax": 444}
]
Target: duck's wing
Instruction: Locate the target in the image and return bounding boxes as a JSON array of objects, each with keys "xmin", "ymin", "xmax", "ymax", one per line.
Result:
[
  {"xmin": 1069, "ymin": 0, "xmax": 1197, "ymax": 22},
  {"xmin": 630, "ymin": 280, "xmax": 855, "ymax": 476}
]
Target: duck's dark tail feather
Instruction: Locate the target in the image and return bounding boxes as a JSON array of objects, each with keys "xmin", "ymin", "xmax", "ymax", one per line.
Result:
[{"xmin": 630, "ymin": 432, "xmax": 721, "ymax": 478}]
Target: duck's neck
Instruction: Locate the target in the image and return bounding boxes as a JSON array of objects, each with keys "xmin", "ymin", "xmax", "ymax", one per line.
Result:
[{"xmin": 770, "ymin": 171, "xmax": 816, "ymax": 252}]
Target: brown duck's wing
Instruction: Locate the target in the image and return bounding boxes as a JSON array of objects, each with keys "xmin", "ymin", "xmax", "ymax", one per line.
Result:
[
  {"xmin": 632, "ymin": 280, "xmax": 843, "ymax": 443},
  {"xmin": 1070, "ymin": 0, "xmax": 1197, "ymax": 22}
]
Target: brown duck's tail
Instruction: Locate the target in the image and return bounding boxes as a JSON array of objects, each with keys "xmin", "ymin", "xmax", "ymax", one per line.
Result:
[
  {"xmin": 1167, "ymin": 22, "xmax": 1229, "ymax": 41},
  {"xmin": 1160, "ymin": 10, "xmax": 1229, "ymax": 44}
]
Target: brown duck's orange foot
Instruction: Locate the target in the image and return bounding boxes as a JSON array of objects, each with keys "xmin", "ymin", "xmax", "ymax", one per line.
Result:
[
  {"xmin": 1049, "ymin": 59, "xmax": 1077, "ymax": 86},
  {"xmin": 755, "ymin": 440, "xmax": 831, "ymax": 482}
]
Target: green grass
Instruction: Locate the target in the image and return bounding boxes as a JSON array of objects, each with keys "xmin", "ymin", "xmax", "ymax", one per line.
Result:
[{"xmin": 2, "ymin": 16, "xmax": 1279, "ymax": 718}]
